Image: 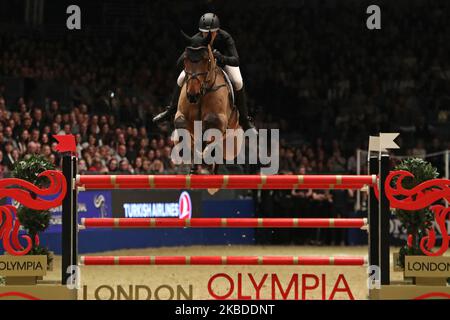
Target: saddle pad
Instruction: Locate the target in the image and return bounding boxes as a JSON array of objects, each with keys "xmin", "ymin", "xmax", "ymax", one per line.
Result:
[{"xmin": 221, "ymin": 68, "xmax": 235, "ymax": 106}]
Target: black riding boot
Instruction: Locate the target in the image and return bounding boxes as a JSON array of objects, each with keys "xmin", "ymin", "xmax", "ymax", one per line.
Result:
[
  {"xmin": 152, "ymin": 85, "xmax": 182, "ymax": 124},
  {"xmin": 235, "ymin": 86, "xmax": 256, "ymax": 132}
]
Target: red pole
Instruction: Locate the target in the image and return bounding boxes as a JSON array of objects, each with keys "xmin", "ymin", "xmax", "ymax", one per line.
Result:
[
  {"xmin": 77, "ymin": 174, "xmax": 376, "ymax": 190},
  {"xmin": 80, "ymin": 256, "xmax": 367, "ymax": 266},
  {"xmin": 81, "ymin": 218, "xmax": 367, "ymax": 229}
]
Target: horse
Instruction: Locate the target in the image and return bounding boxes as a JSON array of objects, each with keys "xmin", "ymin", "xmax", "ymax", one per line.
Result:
[{"xmin": 172, "ymin": 32, "xmax": 243, "ymax": 174}]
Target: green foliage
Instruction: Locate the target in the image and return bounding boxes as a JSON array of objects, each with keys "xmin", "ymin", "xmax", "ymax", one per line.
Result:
[
  {"xmin": 393, "ymin": 158, "xmax": 438, "ymax": 189},
  {"xmin": 12, "ymin": 155, "xmax": 55, "ymax": 257},
  {"xmin": 12, "ymin": 155, "xmax": 55, "ymax": 185},
  {"xmin": 393, "ymin": 158, "xmax": 439, "ymax": 268},
  {"xmin": 16, "ymin": 206, "xmax": 51, "ymax": 242}
]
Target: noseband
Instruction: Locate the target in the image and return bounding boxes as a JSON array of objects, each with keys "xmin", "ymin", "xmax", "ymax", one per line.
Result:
[{"xmin": 184, "ymin": 57, "xmax": 213, "ymax": 96}]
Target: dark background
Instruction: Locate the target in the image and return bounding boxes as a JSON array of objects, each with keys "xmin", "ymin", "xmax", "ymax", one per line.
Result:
[{"xmin": 1, "ymin": 0, "xmax": 448, "ymax": 155}]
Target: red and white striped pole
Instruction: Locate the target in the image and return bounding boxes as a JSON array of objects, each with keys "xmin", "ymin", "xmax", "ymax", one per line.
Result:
[
  {"xmin": 81, "ymin": 217, "xmax": 368, "ymax": 229},
  {"xmin": 77, "ymin": 174, "xmax": 377, "ymax": 190},
  {"xmin": 80, "ymin": 255, "xmax": 368, "ymax": 266}
]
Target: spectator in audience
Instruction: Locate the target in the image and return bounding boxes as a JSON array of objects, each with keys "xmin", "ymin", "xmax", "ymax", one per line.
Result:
[
  {"xmin": 2, "ymin": 142, "xmax": 15, "ymax": 170},
  {"xmin": 119, "ymin": 159, "xmax": 132, "ymax": 174},
  {"xmin": 142, "ymin": 159, "xmax": 152, "ymax": 174},
  {"xmin": 0, "ymin": 150, "xmax": 6, "ymax": 178},
  {"xmin": 133, "ymin": 157, "xmax": 144, "ymax": 173},
  {"xmin": 17, "ymin": 130, "xmax": 30, "ymax": 154},
  {"xmin": 150, "ymin": 159, "xmax": 164, "ymax": 174},
  {"xmin": 108, "ymin": 159, "xmax": 119, "ymax": 173},
  {"xmin": 115, "ymin": 144, "xmax": 128, "ymax": 162}
]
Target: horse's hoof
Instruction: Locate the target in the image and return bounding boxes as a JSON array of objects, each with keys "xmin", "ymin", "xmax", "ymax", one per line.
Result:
[{"xmin": 207, "ymin": 188, "xmax": 219, "ymax": 195}]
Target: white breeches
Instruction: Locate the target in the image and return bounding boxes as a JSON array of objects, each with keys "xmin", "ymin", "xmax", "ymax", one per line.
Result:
[{"xmin": 177, "ymin": 66, "xmax": 244, "ymax": 91}]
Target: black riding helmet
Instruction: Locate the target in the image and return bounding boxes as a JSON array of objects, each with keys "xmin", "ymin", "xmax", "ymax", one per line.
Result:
[{"xmin": 198, "ymin": 13, "xmax": 220, "ymax": 32}]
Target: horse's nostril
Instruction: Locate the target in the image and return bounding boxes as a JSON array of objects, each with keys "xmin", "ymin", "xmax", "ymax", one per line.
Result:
[{"xmin": 187, "ymin": 93, "xmax": 199, "ymax": 103}]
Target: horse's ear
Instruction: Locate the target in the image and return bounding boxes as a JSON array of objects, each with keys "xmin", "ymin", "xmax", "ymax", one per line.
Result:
[{"xmin": 180, "ymin": 30, "xmax": 192, "ymax": 44}]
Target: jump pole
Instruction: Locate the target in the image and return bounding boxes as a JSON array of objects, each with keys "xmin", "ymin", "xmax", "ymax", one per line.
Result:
[
  {"xmin": 76, "ymin": 174, "xmax": 377, "ymax": 190},
  {"xmin": 57, "ymin": 133, "xmax": 402, "ymax": 302},
  {"xmin": 368, "ymin": 155, "xmax": 379, "ymax": 269},
  {"xmin": 379, "ymin": 153, "xmax": 391, "ymax": 285},
  {"xmin": 80, "ymin": 255, "xmax": 368, "ymax": 266},
  {"xmin": 81, "ymin": 217, "xmax": 368, "ymax": 229},
  {"xmin": 61, "ymin": 155, "xmax": 78, "ymax": 285}
]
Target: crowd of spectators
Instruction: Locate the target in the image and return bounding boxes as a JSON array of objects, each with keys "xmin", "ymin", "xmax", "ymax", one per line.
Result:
[
  {"xmin": 0, "ymin": 96, "xmax": 185, "ymax": 177},
  {"xmin": 0, "ymin": 1, "xmax": 449, "ymax": 180}
]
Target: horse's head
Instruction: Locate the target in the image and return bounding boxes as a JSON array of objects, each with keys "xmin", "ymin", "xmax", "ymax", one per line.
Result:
[{"xmin": 181, "ymin": 31, "xmax": 215, "ymax": 103}]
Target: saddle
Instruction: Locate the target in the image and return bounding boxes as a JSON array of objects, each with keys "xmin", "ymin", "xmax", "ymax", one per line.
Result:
[
  {"xmin": 219, "ymin": 68, "xmax": 240, "ymax": 130},
  {"xmin": 220, "ymin": 68, "xmax": 235, "ymax": 106}
]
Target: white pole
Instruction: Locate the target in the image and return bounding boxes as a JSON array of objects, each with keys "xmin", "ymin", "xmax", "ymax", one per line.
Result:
[
  {"xmin": 445, "ymin": 149, "xmax": 449, "ymax": 180},
  {"xmin": 356, "ymin": 148, "xmax": 361, "ymax": 211},
  {"xmin": 446, "ymin": 150, "xmax": 449, "ymax": 208}
]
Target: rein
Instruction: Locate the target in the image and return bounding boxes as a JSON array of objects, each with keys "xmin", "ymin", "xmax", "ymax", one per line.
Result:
[{"xmin": 203, "ymin": 67, "xmax": 227, "ymax": 94}]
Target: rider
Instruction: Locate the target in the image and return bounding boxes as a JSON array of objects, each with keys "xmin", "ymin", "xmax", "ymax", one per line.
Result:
[{"xmin": 152, "ymin": 13, "xmax": 256, "ymax": 131}]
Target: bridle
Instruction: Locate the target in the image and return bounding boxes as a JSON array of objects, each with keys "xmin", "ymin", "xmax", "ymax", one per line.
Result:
[
  {"xmin": 184, "ymin": 60, "xmax": 212, "ymax": 96},
  {"xmin": 184, "ymin": 47, "xmax": 225, "ymax": 97}
]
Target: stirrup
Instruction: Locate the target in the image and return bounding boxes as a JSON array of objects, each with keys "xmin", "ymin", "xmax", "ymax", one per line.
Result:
[
  {"xmin": 240, "ymin": 117, "xmax": 258, "ymax": 135},
  {"xmin": 152, "ymin": 106, "xmax": 175, "ymax": 124}
]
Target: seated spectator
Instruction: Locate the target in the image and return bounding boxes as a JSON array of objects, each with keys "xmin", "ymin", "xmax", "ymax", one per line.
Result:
[
  {"xmin": 149, "ymin": 159, "xmax": 164, "ymax": 174},
  {"xmin": 133, "ymin": 157, "xmax": 144, "ymax": 173},
  {"xmin": 142, "ymin": 159, "xmax": 152, "ymax": 174},
  {"xmin": 89, "ymin": 158, "xmax": 104, "ymax": 172},
  {"xmin": 108, "ymin": 159, "xmax": 119, "ymax": 173},
  {"xmin": 2, "ymin": 142, "xmax": 16, "ymax": 170},
  {"xmin": 78, "ymin": 159, "xmax": 88, "ymax": 174},
  {"xmin": 11, "ymin": 149, "xmax": 20, "ymax": 166},
  {"xmin": 0, "ymin": 150, "xmax": 7, "ymax": 178},
  {"xmin": 18, "ymin": 130, "xmax": 30, "ymax": 154},
  {"xmin": 115, "ymin": 144, "xmax": 128, "ymax": 162},
  {"xmin": 119, "ymin": 159, "xmax": 132, "ymax": 174}
]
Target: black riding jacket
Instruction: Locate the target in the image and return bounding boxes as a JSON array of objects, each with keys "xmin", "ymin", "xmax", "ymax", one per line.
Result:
[{"xmin": 177, "ymin": 29, "xmax": 240, "ymax": 68}]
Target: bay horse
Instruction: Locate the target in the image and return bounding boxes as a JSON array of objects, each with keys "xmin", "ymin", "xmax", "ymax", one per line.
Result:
[{"xmin": 173, "ymin": 32, "xmax": 243, "ymax": 174}]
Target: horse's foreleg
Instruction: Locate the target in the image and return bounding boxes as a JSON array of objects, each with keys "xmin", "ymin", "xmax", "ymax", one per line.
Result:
[
  {"xmin": 172, "ymin": 113, "xmax": 194, "ymax": 171},
  {"xmin": 173, "ymin": 113, "xmax": 187, "ymax": 144},
  {"xmin": 174, "ymin": 113, "xmax": 187, "ymax": 130},
  {"xmin": 202, "ymin": 113, "xmax": 223, "ymax": 149},
  {"xmin": 202, "ymin": 113, "xmax": 227, "ymax": 174}
]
